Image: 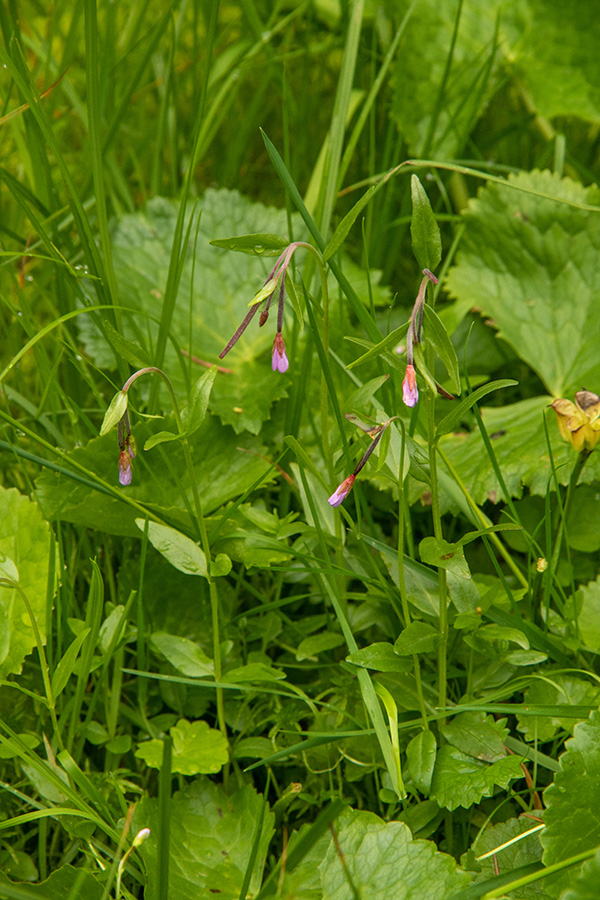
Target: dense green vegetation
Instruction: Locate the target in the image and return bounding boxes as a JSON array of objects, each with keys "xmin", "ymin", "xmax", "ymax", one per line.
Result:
[{"xmin": 1, "ymin": 1, "xmax": 600, "ymax": 897}]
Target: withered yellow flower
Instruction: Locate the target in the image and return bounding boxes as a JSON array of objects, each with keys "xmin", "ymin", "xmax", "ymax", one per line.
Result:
[{"xmin": 551, "ymin": 390, "xmax": 600, "ymax": 452}]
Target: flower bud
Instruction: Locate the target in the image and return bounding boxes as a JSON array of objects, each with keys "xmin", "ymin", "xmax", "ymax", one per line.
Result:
[
  {"xmin": 402, "ymin": 364, "xmax": 419, "ymax": 407},
  {"xmin": 328, "ymin": 474, "xmax": 356, "ymax": 507}
]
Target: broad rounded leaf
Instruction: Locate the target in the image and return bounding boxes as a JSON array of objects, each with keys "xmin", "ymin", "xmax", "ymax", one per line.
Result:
[
  {"xmin": 419, "ymin": 536, "xmax": 470, "ymax": 579},
  {"xmin": 135, "ymin": 719, "xmax": 228, "ymax": 776},
  {"xmin": 542, "ymin": 710, "xmax": 600, "ymax": 870},
  {"xmin": 445, "ymin": 170, "xmax": 600, "ymax": 397},
  {"xmin": 431, "ymin": 745, "xmax": 523, "ymax": 811},
  {"xmin": 319, "ymin": 810, "xmax": 470, "ymax": 899},
  {"xmin": 0, "ymin": 487, "xmax": 57, "ymax": 677},
  {"xmin": 132, "ymin": 778, "xmax": 274, "ymax": 900}
]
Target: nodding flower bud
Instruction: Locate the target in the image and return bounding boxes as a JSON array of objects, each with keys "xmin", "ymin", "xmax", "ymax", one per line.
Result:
[
  {"xmin": 118, "ymin": 448, "xmax": 133, "ymax": 486},
  {"xmin": 328, "ymin": 474, "xmax": 356, "ymax": 507},
  {"xmin": 272, "ymin": 332, "xmax": 289, "ymax": 373},
  {"xmin": 402, "ymin": 364, "xmax": 419, "ymax": 407}
]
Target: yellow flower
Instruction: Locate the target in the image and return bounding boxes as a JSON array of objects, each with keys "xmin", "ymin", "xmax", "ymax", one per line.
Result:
[{"xmin": 551, "ymin": 390, "xmax": 600, "ymax": 451}]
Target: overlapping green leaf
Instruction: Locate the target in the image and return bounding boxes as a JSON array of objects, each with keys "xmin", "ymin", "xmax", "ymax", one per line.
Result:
[
  {"xmin": 542, "ymin": 710, "xmax": 600, "ymax": 875},
  {"xmin": 34, "ymin": 417, "xmax": 276, "ymax": 537},
  {"xmin": 445, "ymin": 170, "xmax": 600, "ymax": 397},
  {"xmin": 440, "ymin": 396, "xmax": 600, "ymax": 505},
  {"xmin": 0, "ymin": 487, "xmax": 56, "ymax": 678},
  {"xmin": 318, "ymin": 810, "xmax": 470, "ymax": 898},
  {"xmin": 133, "ymin": 778, "xmax": 274, "ymax": 900}
]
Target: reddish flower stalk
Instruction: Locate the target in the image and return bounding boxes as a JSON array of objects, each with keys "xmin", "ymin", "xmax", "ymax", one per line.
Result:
[
  {"xmin": 328, "ymin": 418, "xmax": 394, "ymax": 507},
  {"xmin": 218, "ymin": 241, "xmax": 311, "ymax": 371},
  {"xmin": 117, "ymin": 409, "xmax": 136, "ymax": 486},
  {"xmin": 402, "ymin": 268, "xmax": 438, "ymax": 408}
]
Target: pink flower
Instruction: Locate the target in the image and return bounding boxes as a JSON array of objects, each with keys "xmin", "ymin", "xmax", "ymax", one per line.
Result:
[
  {"xmin": 402, "ymin": 364, "xmax": 418, "ymax": 407},
  {"xmin": 328, "ymin": 474, "xmax": 356, "ymax": 507},
  {"xmin": 118, "ymin": 449, "xmax": 133, "ymax": 486},
  {"xmin": 272, "ymin": 332, "xmax": 289, "ymax": 373}
]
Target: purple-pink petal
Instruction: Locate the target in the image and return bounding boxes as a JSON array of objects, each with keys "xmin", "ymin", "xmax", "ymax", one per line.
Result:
[
  {"xmin": 402, "ymin": 364, "xmax": 419, "ymax": 408},
  {"xmin": 272, "ymin": 333, "xmax": 289, "ymax": 373},
  {"xmin": 328, "ymin": 474, "xmax": 355, "ymax": 507},
  {"xmin": 119, "ymin": 450, "xmax": 132, "ymax": 486}
]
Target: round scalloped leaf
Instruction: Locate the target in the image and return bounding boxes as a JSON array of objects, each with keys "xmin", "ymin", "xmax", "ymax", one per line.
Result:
[
  {"xmin": 135, "ymin": 719, "xmax": 228, "ymax": 776},
  {"xmin": 132, "ymin": 778, "xmax": 274, "ymax": 899},
  {"xmin": 445, "ymin": 170, "xmax": 600, "ymax": 398},
  {"xmin": 319, "ymin": 810, "xmax": 470, "ymax": 899},
  {"xmin": 541, "ymin": 710, "xmax": 600, "ymax": 876},
  {"xmin": 440, "ymin": 396, "xmax": 600, "ymax": 506},
  {"xmin": 0, "ymin": 487, "xmax": 56, "ymax": 677}
]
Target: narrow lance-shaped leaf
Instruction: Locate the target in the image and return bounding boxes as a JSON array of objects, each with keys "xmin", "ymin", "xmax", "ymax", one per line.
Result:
[
  {"xmin": 323, "ymin": 183, "xmax": 378, "ymax": 261},
  {"xmin": 435, "ymin": 379, "xmax": 517, "ymax": 437},
  {"xmin": 410, "ymin": 174, "xmax": 442, "ymax": 271},
  {"xmin": 422, "ymin": 304, "xmax": 461, "ymax": 394},
  {"xmin": 209, "ymin": 232, "xmax": 289, "ymax": 256},
  {"xmin": 99, "ymin": 391, "xmax": 128, "ymax": 437},
  {"xmin": 182, "ymin": 365, "xmax": 217, "ymax": 436},
  {"xmin": 136, "ymin": 519, "xmax": 208, "ymax": 578},
  {"xmin": 103, "ymin": 319, "xmax": 150, "ymax": 369}
]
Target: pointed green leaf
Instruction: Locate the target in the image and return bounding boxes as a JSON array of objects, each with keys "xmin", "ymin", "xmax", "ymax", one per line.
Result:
[
  {"xmin": 136, "ymin": 519, "xmax": 208, "ymax": 578},
  {"xmin": 99, "ymin": 391, "xmax": 128, "ymax": 437},
  {"xmin": 407, "ymin": 729, "xmax": 437, "ymax": 794},
  {"xmin": 436, "ymin": 379, "xmax": 517, "ymax": 437},
  {"xmin": 144, "ymin": 430, "xmax": 181, "ymax": 451},
  {"xmin": 346, "ymin": 642, "xmax": 412, "ymax": 673},
  {"xmin": 51, "ymin": 628, "xmax": 90, "ymax": 699},
  {"xmin": 422, "ymin": 304, "xmax": 460, "ymax": 393},
  {"xmin": 103, "ymin": 319, "xmax": 149, "ymax": 368},
  {"xmin": 346, "ymin": 323, "xmax": 408, "ymax": 370},
  {"xmin": 410, "ymin": 175, "xmax": 442, "ymax": 270},
  {"xmin": 323, "ymin": 183, "xmax": 378, "ymax": 262},
  {"xmin": 441, "ymin": 712, "xmax": 507, "ymax": 763},
  {"xmin": 209, "ymin": 232, "xmax": 288, "ymax": 256},
  {"xmin": 394, "ymin": 621, "xmax": 442, "ymax": 656},
  {"xmin": 150, "ymin": 632, "xmax": 214, "ymax": 677},
  {"xmin": 182, "ymin": 365, "xmax": 217, "ymax": 437},
  {"xmin": 419, "ymin": 536, "xmax": 470, "ymax": 578}
]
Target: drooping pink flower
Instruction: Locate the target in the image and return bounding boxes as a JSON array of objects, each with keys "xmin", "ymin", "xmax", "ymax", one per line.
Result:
[
  {"xmin": 402, "ymin": 364, "xmax": 419, "ymax": 407},
  {"xmin": 118, "ymin": 449, "xmax": 133, "ymax": 486},
  {"xmin": 328, "ymin": 474, "xmax": 356, "ymax": 507},
  {"xmin": 272, "ymin": 332, "xmax": 289, "ymax": 373}
]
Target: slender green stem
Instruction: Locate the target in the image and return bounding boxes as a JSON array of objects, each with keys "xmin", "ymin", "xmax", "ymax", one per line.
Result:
[
  {"xmin": 437, "ymin": 445, "xmax": 528, "ymax": 589},
  {"xmin": 550, "ymin": 449, "xmax": 590, "ymax": 575},
  {"xmin": 122, "ymin": 368, "xmax": 227, "ymax": 740},
  {"xmin": 396, "ymin": 423, "xmax": 428, "ymax": 730},
  {"xmin": 428, "ymin": 396, "xmax": 448, "ymax": 714}
]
